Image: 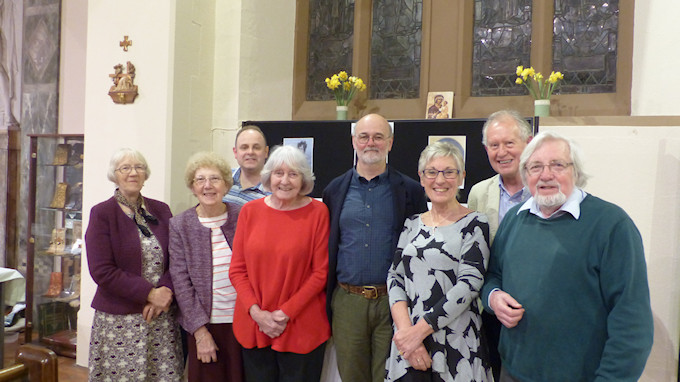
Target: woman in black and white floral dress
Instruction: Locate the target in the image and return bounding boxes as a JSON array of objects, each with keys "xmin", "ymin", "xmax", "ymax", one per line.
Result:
[{"xmin": 386, "ymin": 141, "xmax": 492, "ymax": 382}]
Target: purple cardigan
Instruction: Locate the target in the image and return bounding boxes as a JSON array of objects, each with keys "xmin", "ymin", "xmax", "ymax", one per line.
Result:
[
  {"xmin": 85, "ymin": 196, "xmax": 173, "ymax": 315},
  {"xmin": 168, "ymin": 202, "xmax": 240, "ymax": 334}
]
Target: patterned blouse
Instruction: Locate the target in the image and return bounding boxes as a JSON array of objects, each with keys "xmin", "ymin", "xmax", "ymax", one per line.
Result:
[{"xmin": 386, "ymin": 212, "xmax": 493, "ymax": 382}]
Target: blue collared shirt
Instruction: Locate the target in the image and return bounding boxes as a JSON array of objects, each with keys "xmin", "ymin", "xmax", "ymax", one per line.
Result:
[
  {"xmin": 518, "ymin": 187, "xmax": 587, "ymax": 220},
  {"xmin": 336, "ymin": 169, "xmax": 394, "ymax": 286},
  {"xmin": 223, "ymin": 168, "xmax": 270, "ymax": 206},
  {"xmin": 498, "ymin": 178, "xmax": 531, "ymax": 223}
]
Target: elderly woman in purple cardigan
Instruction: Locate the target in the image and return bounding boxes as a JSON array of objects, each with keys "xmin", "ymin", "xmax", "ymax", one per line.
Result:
[
  {"xmin": 169, "ymin": 152, "xmax": 243, "ymax": 382},
  {"xmin": 86, "ymin": 148, "xmax": 183, "ymax": 381}
]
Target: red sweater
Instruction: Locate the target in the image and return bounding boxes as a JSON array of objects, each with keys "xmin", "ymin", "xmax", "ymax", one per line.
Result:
[{"xmin": 230, "ymin": 198, "xmax": 331, "ymax": 353}]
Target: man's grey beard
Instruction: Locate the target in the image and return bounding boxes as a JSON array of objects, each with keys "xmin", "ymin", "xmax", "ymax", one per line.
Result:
[{"xmin": 535, "ymin": 190, "xmax": 567, "ymax": 209}]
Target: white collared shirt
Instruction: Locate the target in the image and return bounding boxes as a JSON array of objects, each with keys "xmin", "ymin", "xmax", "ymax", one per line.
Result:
[{"xmin": 518, "ymin": 187, "xmax": 587, "ymax": 220}]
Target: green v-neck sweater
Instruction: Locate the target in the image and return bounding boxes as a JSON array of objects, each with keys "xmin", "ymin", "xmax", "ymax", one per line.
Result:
[{"xmin": 482, "ymin": 194, "xmax": 653, "ymax": 382}]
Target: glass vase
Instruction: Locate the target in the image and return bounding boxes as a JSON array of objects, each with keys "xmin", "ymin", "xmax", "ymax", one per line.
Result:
[
  {"xmin": 534, "ymin": 99, "xmax": 550, "ymax": 117},
  {"xmin": 336, "ymin": 105, "xmax": 348, "ymax": 120}
]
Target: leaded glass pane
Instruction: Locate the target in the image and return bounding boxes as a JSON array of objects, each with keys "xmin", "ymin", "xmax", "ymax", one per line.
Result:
[
  {"xmin": 306, "ymin": 0, "xmax": 355, "ymax": 101},
  {"xmin": 370, "ymin": 0, "xmax": 422, "ymax": 99},
  {"xmin": 472, "ymin": 0, "xmax": 532, "ymax": 97},
  {"xmin": 553, "ymin": 0, "xmax": 618, "ymax": 94}
]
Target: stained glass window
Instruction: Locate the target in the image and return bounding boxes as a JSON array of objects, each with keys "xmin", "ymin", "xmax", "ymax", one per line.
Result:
[
  {"xmin": 306, "ymin": 0, "xmax": 355, "ymax": 101},
  {"xmin": 553, "ymin": 0, "xmax": 618, "ymax": 94},
  {"xmin": 369, "ymin": 0, "xmax": 422, "ymax": 99},
  {"xmin": 472, "ymin": 0, "xmax": 533, "ymax": 97}
]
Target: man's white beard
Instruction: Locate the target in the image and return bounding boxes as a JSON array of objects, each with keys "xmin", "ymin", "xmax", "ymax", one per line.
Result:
[{"xmin": 535, "ymin": 182, "xmax": 567, "ymax": 209}]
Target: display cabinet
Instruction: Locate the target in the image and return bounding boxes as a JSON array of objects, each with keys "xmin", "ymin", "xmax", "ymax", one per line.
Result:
[{"xmin": 26, "ymin": 134, "xmax": 83, "ymax": 358}]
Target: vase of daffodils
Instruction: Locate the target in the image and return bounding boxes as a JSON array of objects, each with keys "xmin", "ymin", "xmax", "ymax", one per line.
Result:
[
  {"xmin": 325, "ymin": 71, "xmax": 367, "ymax": 120},
  {"xmin": 516, "ymin": 66, "xmax": 564, "ymax": 117}
]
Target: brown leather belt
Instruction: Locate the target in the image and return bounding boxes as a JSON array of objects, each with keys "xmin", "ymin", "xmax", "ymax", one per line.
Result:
[{"xmin": 338, "ymin": 282, "xmax": 388, "ymax": 300}]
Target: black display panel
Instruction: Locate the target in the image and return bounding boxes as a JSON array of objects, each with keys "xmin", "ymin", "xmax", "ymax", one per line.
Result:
[{"xmin": 245, "ymin": 118, "xmax": 538, "ymax": 202}]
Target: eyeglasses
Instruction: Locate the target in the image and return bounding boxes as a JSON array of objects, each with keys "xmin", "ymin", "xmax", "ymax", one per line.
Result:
[
  {"xmin": 116, "ymin": 165, "xmax": 147, "ymax": 174},
  {"xmin": 525, "ymin": 161, "xmax": 573, "ymax": 176},
  {"xmin": 355, "ymin": 134, "xmax": 389, "ymax": 144},
  {"xmin": 422, "ymin": 168, "xmax": 460, "ymax": 179},
  {"xmin": 194, "ymin": 176, "xmax": 224, "ymax": 185}
]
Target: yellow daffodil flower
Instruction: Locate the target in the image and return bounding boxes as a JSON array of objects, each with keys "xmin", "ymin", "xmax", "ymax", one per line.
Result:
[
  {"xmin": 515, "ymin": 65, "xmax": 564, "ymax": 99},
  {"xmin": 323, "ymin": 70, "xmax": 368, "ymax": 106}
]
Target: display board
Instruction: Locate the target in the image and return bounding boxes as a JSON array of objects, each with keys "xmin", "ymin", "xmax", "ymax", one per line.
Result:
[{"xmin": 245, "ymin": 118, "xmax": 538, "ymax": 202}]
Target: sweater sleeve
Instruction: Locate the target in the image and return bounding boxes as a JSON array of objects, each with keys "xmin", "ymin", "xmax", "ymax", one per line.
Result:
[
  {"xmin": 424, "ymin": 215, "xmax": 490, "ymax": 331},
  {"xmin": 85, "ymin": 204, "xmax": 154, "ymax": 305},
  {"xmin": 593, "ymin": 216, "xmax": 654, "ymax": 381},
  {"xmin": 481, "ymin": 214, "xmax": 509, "ymax": 313},
  {"xmin": 229, "ymin": 204, "xmax": 259, "ymax": 313},
  {"xmin": 279, "ymin": 205, "xmax": 330, "ymax": 319},
  {"xmin": 168, "ymin": 215, "xmax": 210, "ymax": 334}
]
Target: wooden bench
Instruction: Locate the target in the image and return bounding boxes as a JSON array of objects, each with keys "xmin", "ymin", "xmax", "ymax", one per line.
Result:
[{"xmin": 0, "ymin": 344, "xmax": 58, "ymax": 382}]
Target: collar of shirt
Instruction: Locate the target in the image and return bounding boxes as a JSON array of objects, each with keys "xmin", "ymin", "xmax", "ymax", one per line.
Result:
[
  {"xmin": 498, "ymin": 177, "xmax": 531, "ymax": 223},
  {"xmin": 232, "ymin": 167, "xmax": 266, "ymax": 192},
  {"xmin": 499, "ymin": 177, "xmax": 531, "ymax": 201},
  {"xmin": 352, "ymin": 167, "xmax": 389, "ymax": 184},
  {"xmin": 518, "ymin": 187, "xmax": 587, "ymax": 219}
]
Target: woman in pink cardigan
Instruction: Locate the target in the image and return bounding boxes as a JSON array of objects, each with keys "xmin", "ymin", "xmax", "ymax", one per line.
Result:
[
  {"xmin": 169, "ymin": 152, "xmax": 243, "ymax": 381},
  {"xmin": 229, "ymin": 145, "xmax": 330, "ymax": 382}
]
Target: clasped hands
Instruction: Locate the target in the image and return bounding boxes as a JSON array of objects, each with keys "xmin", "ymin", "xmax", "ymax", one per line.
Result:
[
  {"xmin": 250, "ymin": 305, "xmax": 289, "ymax": 338},
  {"xmin": 393, "ymin": 319, "xmax": 433, "ymax": 371},
  {"xmin": 143, "ymin": 286, "xmax": 173, "ymax": 323},
  {"xmin": 489, "ymin": 290, "xmax": 524, "ymax": 328}
]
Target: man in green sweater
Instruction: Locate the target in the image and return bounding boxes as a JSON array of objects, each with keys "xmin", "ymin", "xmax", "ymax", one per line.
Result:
[{"xmin": 481, "ymin": 131, "xmax": 653, "ymax": 382}]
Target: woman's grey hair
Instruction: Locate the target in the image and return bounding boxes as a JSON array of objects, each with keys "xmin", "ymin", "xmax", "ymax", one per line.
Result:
[
  {"xmin": 519, "ymin": 131, "xmax": 590, "ymax": 188},
  {"xmin": 261, "ymin": 145, "xmax": 315, "ymax": 195},
  {"xmin": 418, "ymin": 140, "xmax": 465, "ymax": 174},
  {"xmin": 482, "ymin": 110, "xmax": 533, "ymax": 146},
  {"xmin": 107, "ymin": 148, "xmax": 150, "ymax": 183},
  {"xmin": 184, "ymin": 151, "xmax": 234, "ymax": 189}
]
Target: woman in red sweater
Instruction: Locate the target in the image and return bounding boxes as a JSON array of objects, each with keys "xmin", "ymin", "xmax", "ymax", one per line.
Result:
[{"xmin": 229, "ymin": 145, "xmax": 330, "ymax": 382}]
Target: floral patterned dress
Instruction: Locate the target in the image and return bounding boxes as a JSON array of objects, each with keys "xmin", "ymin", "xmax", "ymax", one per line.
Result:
[
  {"xmin": 385, "ymin": 212, "xmax": 492, "ymax": 382},
  {"xmin": 89, "ymin": 224, "xmax": 183, "ymax": 382}
]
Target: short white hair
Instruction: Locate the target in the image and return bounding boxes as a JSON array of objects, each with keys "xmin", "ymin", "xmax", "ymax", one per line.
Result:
[
  {"xmin": 261, "ymin": 145, "xmax": 315, "ymax": 195},
  {"xmin": 107, "ymin": 148, "xmax": 150, "ymax": 183}
]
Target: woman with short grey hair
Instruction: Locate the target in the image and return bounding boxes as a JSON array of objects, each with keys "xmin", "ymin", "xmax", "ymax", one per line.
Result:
[{"xmin": 230, "ymin": 145, "xmax": 330, "ymax": 381}]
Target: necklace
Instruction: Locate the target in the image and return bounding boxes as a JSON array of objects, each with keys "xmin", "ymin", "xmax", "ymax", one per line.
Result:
[{"xmin": 428, "ymin": 205, "xmax": 463, "ymax": 232}]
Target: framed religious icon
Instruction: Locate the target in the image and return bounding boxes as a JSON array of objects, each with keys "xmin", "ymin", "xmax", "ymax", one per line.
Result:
[{"xmin": 425, "ymin": 91, "xmax": 454, "ymax": 119}]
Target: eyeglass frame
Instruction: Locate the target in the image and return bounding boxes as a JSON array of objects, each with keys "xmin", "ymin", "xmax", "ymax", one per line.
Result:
[
  {"xmin": 116, "ymin": 164, "xmax": 147, "ymax": 174},
  {"xmin": 524, "ymin": 161, "xmax": 574, "ymax": 176},
  {"xmin": 421, "ymin": 168, "xmax": 461, "ymax": 180},
  {"xmin": 193, "ymin": 176, "xmax": 224, "ymax": 186},
  {"xmin": 354, "ymin": 133, "xmax": 391, "ymax": 145}
]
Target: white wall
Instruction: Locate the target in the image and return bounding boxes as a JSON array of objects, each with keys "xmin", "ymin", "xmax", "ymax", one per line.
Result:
[
  {"xmin": 213, "ymin": 0, "xmax": 296, "ymax": 167},
  {"xmin": 631, "ymin": 0, "xmax": 680, "ymax": 116}
]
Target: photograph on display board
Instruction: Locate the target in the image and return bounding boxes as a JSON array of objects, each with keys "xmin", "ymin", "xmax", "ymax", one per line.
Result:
[
  {"xmin": 425, "ymin": 91, "xmax": 454, "ymax": 119},
  {"xmin": 427, "ymin": 135, "xmax": 466, "ymax": 188},
  {"xmin": 283, "ymin": 137, "xmax": 314, "ymax": 171}
]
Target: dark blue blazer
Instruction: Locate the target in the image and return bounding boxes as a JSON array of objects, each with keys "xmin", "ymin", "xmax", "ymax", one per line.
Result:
[{"xmin": 322, "ymin": 166, "xmax": 428, "ymax": 320}]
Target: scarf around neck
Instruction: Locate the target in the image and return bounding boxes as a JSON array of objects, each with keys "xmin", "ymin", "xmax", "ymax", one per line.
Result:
[{"xmin": 114, "ymin": 189, "xmax": 158, "ymax": 237}]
